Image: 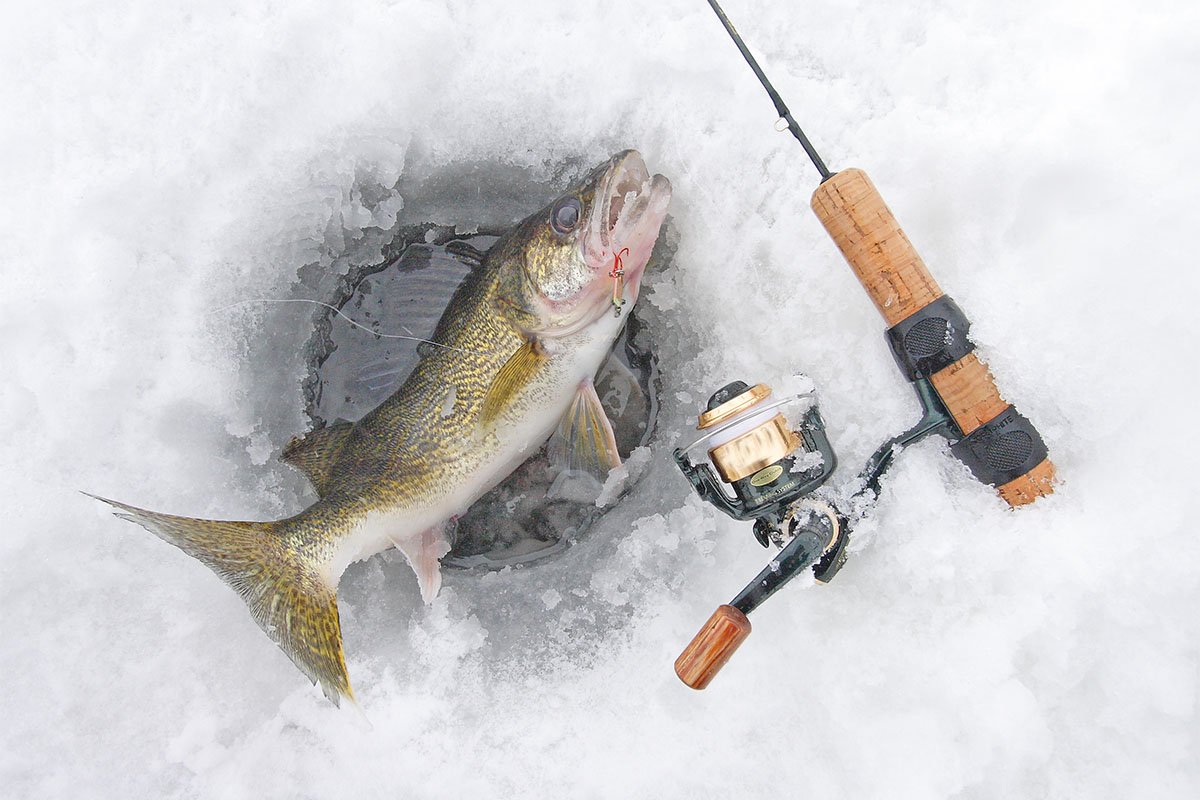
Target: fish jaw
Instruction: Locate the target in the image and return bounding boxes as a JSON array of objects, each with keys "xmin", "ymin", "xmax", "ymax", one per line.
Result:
[
  {"xmin": 520, "ymin": 151, "xmax": 672, "ymax": 338},
  {"xmin": 582, "ymin": 150, "xmax": 672, "ymax": 308}
]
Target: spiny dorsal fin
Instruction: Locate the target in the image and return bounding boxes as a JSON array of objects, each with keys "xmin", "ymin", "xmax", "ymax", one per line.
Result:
[
  {"xmin": 481, "ymin": 337, "xmax": 547, "ymax": 426},
  {"xmin": 281, "ymin": 422, "xmax": 354, "ymax": 496},
  {"xmin": 548, "ymin": 378, "xmax": 622, "ymax": 480}
]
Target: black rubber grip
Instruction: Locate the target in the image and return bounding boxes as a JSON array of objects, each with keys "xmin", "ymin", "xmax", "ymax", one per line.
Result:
[
  {"xmin": 885, "ymin": 295, "xmax": 974, "ymax": 381},
  {"xmin": 950, "ymin": 406, "xmax": 1049, "ymax": 486}
]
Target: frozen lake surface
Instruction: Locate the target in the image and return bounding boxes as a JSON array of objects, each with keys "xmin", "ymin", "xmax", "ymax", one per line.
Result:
[{"xmin": 1, "ymin": 0, "xmax": 1196, "ymax": 797}]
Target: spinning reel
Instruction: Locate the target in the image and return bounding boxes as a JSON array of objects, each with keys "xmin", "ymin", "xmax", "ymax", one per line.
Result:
[
  {"xmin": 673, "ymin": 373, "xmax": 981, "ymax": 689},
  {"xmin": 671, "ymin": 382, "xmax": 849, "ymax": 688}
]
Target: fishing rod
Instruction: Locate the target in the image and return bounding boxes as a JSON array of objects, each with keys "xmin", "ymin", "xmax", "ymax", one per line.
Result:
[{"xmin": 672, "ymin": 0, "xmax": 1056, "ymax": 690}]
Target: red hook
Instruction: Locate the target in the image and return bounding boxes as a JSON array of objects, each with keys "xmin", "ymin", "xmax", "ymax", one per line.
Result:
[{"xmin": 610, "ymin": 247, "xmax": 630, "ymax": 278}]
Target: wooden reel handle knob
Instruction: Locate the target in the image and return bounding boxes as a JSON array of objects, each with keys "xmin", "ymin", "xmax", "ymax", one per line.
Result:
[
  {"xmin": 810, "ymin": 168, "xmax": 1054, "ymax": 507},
  {"xmin": 674, "ymin": 605, "xmax": 752, "ymax": 690}
]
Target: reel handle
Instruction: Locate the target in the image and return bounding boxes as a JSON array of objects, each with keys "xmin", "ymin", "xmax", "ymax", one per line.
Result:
[
  {"xmin": 674, "ymin": 604, "xmax": 752, "ymax": 690},
  {"xmin": 811, "ymin": 168, "xmax": 1055, "ymax": 506}
]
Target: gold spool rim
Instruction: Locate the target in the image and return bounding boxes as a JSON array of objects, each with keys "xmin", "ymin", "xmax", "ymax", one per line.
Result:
[{"xmin": 697, "ymin": 383, "xmax": 772, "ymax": 430}]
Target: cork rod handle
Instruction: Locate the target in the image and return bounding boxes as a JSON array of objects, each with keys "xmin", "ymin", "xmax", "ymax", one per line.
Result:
[{"xmin": 810, "ymin": 168, "xmax": 1054, "ymax": 506}]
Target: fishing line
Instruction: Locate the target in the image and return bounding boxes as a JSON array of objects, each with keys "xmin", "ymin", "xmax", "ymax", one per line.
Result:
[
  {"xmin": 706, "ymin": 0, "xmax": 833, "ymax": 181},
  {"xmin": 212, "ymin": 298, "xmax": 495, "ymax": 357}
]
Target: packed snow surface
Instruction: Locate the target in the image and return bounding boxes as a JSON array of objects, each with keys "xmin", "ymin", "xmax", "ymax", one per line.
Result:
[{"xmin": 2, "ymin": 0, "xmax": 1197, "ymax": 797}]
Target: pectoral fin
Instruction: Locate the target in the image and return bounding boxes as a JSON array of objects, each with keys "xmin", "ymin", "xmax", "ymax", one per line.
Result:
[
  {"xmin": 481, "ymin": 337, "xmax": 547, "ymax": 426},
  {"xmin": 390, "ymin": 522, "xmax": 454, "ymax": 604},
  {"xmin": 281, "ymin": 422, "xmax": 354, "ymax": 496},
  {"xmin": 549, "ymin": 378, "xmax": 622, "ymax": 481}
]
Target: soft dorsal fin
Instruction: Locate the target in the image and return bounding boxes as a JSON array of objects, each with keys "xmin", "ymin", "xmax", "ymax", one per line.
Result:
[
  {"xmin": 481, "ymin": 337, "xmax": 547, "ymax": 426},
  {"xmin": 281, "ymin": 422, "xmax": 354, "ymax": 495}
]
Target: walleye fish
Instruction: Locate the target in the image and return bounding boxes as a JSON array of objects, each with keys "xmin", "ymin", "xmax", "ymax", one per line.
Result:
[{"xmin": 92, "ymin": 150, "xmax": 672, "ymax": 704}]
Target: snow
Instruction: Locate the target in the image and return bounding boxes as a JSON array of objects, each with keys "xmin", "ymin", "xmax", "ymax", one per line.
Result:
[{"xmin": 2, "ymin": 0, "xmax": 1197, "ymax": 797}]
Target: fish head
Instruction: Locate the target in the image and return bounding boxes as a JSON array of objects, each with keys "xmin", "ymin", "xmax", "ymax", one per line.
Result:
[{"xmin": 496, "ymin": 150, "xmax": 671, "ymax": 337}]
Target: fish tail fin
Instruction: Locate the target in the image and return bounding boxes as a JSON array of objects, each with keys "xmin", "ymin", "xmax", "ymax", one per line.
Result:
[{"xmin": 86, "ymin": 492, "xmax": 354, "ymax": 705}]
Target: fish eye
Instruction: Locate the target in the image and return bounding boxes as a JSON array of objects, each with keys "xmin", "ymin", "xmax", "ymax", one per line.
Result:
[{"xmin": 550, "ymin": 197, "xmax": 582, "ymax": 235}]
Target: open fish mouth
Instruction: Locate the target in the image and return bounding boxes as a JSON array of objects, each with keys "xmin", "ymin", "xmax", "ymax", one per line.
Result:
[{"xmin": 585, "ymin": 150, "xmax": 672, "ymax": 298}]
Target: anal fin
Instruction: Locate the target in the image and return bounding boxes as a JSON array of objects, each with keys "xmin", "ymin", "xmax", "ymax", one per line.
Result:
[
  {"xmin": 281, "ymin": 422, "xmax": 354, "ymax": 496},
  {"xmin": 390, "ymin": 522, "xmax": 454, "ymax": 604}
]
